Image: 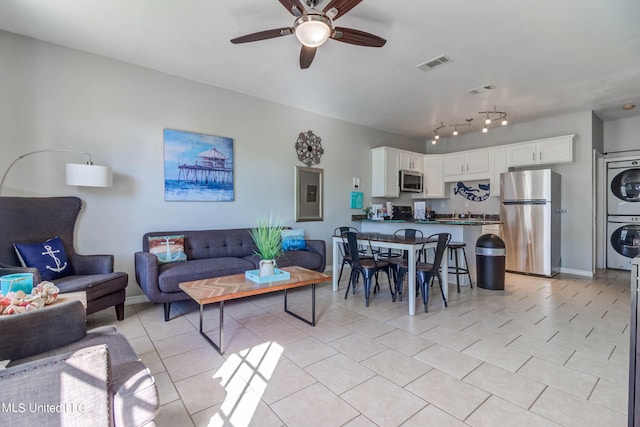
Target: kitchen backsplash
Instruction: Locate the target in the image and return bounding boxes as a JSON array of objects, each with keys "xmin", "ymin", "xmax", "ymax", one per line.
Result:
[
  {"xmin": 369, "ymin": 180, "xmax": 500, "ymax": 218},
  {"xmin": 439, "ymin": 180, "xmax": 500, "ymax": 216}
]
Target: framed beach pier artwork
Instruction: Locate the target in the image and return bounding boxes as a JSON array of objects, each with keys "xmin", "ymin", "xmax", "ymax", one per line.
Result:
[{"xmin": 163, "ymin": 129, "xmax": 234, "ymax": 201}]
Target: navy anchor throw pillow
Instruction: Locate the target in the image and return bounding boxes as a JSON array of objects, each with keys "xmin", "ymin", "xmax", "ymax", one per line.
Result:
[{"xmin": 14, "ymin": 236, "xmax": 74, "ymax": 281}]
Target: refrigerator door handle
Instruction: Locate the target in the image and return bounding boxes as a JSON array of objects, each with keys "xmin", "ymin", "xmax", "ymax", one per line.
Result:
[{"xmin": 502, "ymin": 200, "xmax": 548, "ymax": 205}]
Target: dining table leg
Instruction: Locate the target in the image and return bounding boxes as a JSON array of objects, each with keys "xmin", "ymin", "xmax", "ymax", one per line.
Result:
[
  {"xmin": 408, "ymin": 244, "xmax": 416, "ymax": 316},
  {"xmin": 441, "ymin": 247, "xmax": 449, "ymax": 302},
  {"xmin": 332, "ymin": 237, "xmax": 340, "ymax": 292}
]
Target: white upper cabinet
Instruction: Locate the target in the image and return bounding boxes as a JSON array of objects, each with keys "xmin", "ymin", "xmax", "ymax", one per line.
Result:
[
  {"xmin": 507, "ymin": 134, "xmax": 574, "ymax": 167},
  {"xmin": 413, "ymin": 156, "xmax": 444, "ymax": 199},
  {"xmin": 443, "ymin": 154, "xmax": 465, "ymax": 178},
  {"xmin": 489, "ymin": 148, "xmax": 507, "ymax": 197},
  {"xmin": 371, "ymin": 147, "xmax": 400, "ymax": 197},
  {"xmin": 399, "ymin": 152, "xmax": 424, "ymax": 172},
  {"xmin": 372, "ymin": 134, "xmax": 572, "ymax": 201},
  {"xmin": 443, "ymin": 149, "xmax": 490, "ymax": 182}
]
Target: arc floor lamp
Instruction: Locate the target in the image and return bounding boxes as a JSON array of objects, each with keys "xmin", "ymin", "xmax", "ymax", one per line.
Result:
[{"xmin": 0, "ymin": 149, "xmax": 113, "ymax": 195}]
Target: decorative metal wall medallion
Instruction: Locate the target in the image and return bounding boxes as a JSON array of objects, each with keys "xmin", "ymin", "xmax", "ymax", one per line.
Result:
[{"xmin": 296, "ymin": 130, "xmax": 323, "ymax": 167}]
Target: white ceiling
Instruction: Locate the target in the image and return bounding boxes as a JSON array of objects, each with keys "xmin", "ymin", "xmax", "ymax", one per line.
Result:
[{"xmin": 1, "ymin": 0, "xmax": 640, "ymax": 140}]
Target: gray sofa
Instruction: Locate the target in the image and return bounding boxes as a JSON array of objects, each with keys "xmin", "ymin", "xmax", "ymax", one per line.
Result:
[
  {"xmin": 135, "ymin": 228, "xmax": 326, "ymax": 321},
  {"xmin": 0, "ymin": 196, "xmax": 128, "ymax": 320},
  {"xmin": 0, "ymin": 300, "xmax": 158, "ymax": 426}
]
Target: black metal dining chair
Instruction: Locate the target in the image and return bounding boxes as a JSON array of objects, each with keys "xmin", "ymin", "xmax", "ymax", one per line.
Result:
[
  {"xmin": 378, "ymin": 228, "xmax": 423, "ymax": 291},
  {"xmin": 343, "ymin": 231, "xmax": 392, "ymax": 306},
  {"xmin": 394, "ymin": 232, "xmax": 451, "ymax": 312},
  {"xmin": 334, "ymin": 226, "xmax": 372, "ymax": 286}
]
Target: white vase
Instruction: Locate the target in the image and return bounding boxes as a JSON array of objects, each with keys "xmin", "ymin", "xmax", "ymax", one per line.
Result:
[{"xmin": 259, "ymin": 259, "xmax": 276, "ymax": 277}]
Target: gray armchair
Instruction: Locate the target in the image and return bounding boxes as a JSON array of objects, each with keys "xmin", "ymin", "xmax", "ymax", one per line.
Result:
[
  {"xmin": 0, "ymin": 196, "xmax": 128, "ymax": 319},
  {"xmin": 0, "ymin": 300, "xmax": 158, "ymax": 426}
]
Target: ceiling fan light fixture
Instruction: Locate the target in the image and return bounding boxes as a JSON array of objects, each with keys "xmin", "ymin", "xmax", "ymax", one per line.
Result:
[{"xmin": 295, "ymin": 15, "xmax": 332, "ymax": 47}]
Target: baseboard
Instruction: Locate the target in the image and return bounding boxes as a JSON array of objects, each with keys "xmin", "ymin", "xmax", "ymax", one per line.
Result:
[
  {"xmin": 124, "ymin": 295, "xmax": 150, "ymax": 306},
  {"xmin": 559, "ymin": 267, "xmax": 594, "ymax": 277}
]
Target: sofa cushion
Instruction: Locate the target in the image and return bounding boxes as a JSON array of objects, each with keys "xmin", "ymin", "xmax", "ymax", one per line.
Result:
[
  {"xmin": 275, "ymin": 250, "xmax": 323, "ymax": 271},
  {"xmin": 157, "ymin": 257, "xmax": 255, "ymax": 293},
  {"xmin": 14, "ymin": 236, "xmax": 74, "ymax": 281},
  {"xmin": 144, "ymin": 229, "xmax": 259, "ymax": 260},
  {"xmin": 12, "ymin": 325, "xmax": 158, "ymax": 427},
  {"xmin": 0, "ymin": 300, "xmax": 86, "ymax": 361},
  {"xmin": 53, "ymin": 272, "xmax": 129, "ymax": 301},
  {"xmin": 2, "ymin": 345, "xmax": 111, "ymax": 426}
]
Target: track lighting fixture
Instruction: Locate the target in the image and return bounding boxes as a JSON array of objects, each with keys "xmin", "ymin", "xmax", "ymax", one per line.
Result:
[
  {"xmin": 448, "ymin": 118, "xmax": 473, "ymax": 137},
  {"xmin": 431, "ymin": 121, "xmax": 446, "ymax": 144},
  {"xmin": 429, "ymin": 107, "xmax": 508, "ymax": 140},
  {"xmin": 478, "ymin": 106, "xmax": 508, "ymax": 132}
]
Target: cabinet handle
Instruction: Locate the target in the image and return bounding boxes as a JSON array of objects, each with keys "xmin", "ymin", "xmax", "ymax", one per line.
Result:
[
  {"xmin": 466, "ymin": 164, "xmax": 469, "ymax": 172},
  {"xmin": 461, "ymin": 165, "xmax": 464, "ymax": 173},
  {"xmin": 539, "ymin": 152, "xmax": 542, "ymax": 161},
  {"xmin": 532, "ymin": 152, "xmax": 535, "ymax": 161}
]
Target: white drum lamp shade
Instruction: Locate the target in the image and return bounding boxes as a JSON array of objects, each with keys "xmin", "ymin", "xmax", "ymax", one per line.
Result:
[
  {"xmin": 66, "ymin": 163, "xmax": 113, "ymax": 187},
  {"xmin": 0, "ymin": 149, "xmax": 114, "ymax": 195}
]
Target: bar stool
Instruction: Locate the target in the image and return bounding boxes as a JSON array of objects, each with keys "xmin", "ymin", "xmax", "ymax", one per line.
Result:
[{"xmin": 448, "ymin": 242, "xmax": 473, "ymax": 293}]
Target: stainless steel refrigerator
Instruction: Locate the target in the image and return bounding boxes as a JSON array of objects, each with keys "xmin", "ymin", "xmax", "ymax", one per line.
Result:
[
  {"xmin": 630, "ymin": 255, "xmax": 640, "ymax": 426},
  {"xmin": 500, "ymin": 169, "xmax": 561, "ymax": 276}
]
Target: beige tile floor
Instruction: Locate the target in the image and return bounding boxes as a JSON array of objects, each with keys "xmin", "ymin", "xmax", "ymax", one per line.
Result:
[{"xmin": 88, "ymin": 269, "xmax": 632, "ymax": 426}]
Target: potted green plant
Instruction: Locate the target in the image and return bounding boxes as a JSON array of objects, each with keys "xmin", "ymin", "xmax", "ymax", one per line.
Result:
[
  {"xmin": 363, "ymin": 206, "xmax": 373, "ymax": 219},
  {"xmin": 249, "ymin": 214, "xmax": 285, "ymax": 276}
]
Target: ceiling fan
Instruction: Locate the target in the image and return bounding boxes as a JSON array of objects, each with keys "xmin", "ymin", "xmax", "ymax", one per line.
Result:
[{"xmin": 230, "ymin": 0, "xmax": 386, "ymax": 69}]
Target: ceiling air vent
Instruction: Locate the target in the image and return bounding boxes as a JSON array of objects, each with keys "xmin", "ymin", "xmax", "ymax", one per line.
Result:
[
  {"xmin": 467, "ymin": 84, "xmax": 497, "ymax": 95},
  {"xmin": 416, "ymin": 55, "xmax": 452, "ymax": 72}
]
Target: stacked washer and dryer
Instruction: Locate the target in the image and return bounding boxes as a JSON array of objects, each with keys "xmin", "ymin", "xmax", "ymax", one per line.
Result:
[{"xmin": 607, "ymin": 159, "xmax": 640, "ymax": 270}]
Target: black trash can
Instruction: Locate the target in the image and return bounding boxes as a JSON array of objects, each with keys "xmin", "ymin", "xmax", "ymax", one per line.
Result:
[{"xmin": 475, "ymin": 234, "xmax": 506, "ymax": 290}]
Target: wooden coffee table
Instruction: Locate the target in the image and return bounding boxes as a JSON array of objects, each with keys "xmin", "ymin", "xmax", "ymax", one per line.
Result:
[{"xmin": 179, "ymin": 266, "xmax": 331, "ymax": 354}]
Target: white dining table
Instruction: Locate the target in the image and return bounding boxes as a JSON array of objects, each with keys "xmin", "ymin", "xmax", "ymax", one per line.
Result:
[{"xmin": 332, "ymin": 233, "xmax": 448, "ymax": 316}]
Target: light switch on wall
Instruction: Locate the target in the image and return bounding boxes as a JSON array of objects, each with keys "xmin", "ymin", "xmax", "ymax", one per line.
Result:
[{"xmin": 353, "ymin": 177, "xmax": 360, "ymax": 189}]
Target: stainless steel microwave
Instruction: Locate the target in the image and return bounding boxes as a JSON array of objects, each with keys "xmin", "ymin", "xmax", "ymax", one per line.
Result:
[{"xmin": 399, "ymin": 169, "xmax": 423, "ymax": 193}]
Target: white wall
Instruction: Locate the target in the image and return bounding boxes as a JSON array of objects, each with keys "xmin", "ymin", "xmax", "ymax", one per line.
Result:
[
  {"xmin": 0, "ymin": 31, "xmax": 421, "ymax": 299},
  {"xmin": 604, "ymin": 115, "xmax": 640, "ymax": 154},
  {"xmin": 426, "ymin": 110, "xmax": 596, "ymax": 275}
]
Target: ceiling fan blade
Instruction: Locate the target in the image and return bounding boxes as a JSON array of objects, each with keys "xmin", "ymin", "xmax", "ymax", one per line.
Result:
[
  {"xmin": 322, "ymin": 0, "xmax": 363, "ymax": 20},
  {"xmin": 278, "ymin": 0, "xmax": 305, "ymax": 17},
  {"xmin": 300, "ymin": 45, "xmax": 317, "ymax": 69},
  {"xmin": 230, "ymin": 28, "xmax": 293, "ymax": 44},
  {"xmin": 333, "ymin": 27, "xmax": 386, "ymax": 47}
]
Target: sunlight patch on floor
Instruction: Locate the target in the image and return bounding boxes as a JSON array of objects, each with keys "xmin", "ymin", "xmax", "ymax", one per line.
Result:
[{"xmin": 206, "ymin": 341, "xmax": 283, "ymax": 426}]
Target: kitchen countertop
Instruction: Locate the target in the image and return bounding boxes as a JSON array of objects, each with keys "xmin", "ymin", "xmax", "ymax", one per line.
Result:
[{"xmin": 358, "ymin": 218, "xmax": 502, "ymax": 226}]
